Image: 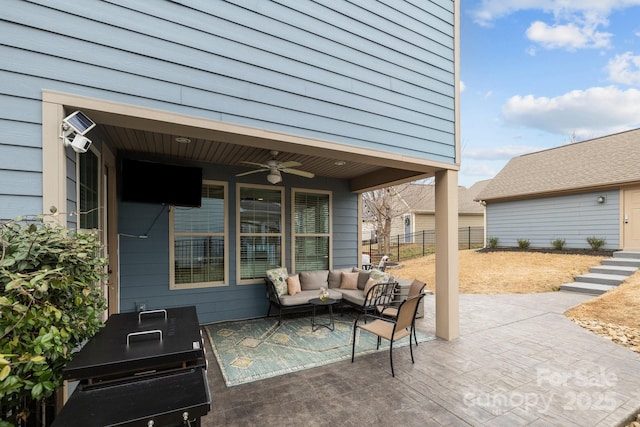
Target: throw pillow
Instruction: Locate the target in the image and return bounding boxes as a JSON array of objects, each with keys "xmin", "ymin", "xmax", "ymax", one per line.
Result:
[
  {"xmin": 363, "ymin": 277, "xmax": 377, "ymax": 298},
  {"xmin": 266, "ymin": 267, "xmax": 289, "ymax": 297},
  {"xmin": 369, "ymin": 268, "xmax": 390, "ymax": 284},
  {"xmin": 352, "ymin": 267, "xmax": 370, "ymax": 290},
  {"xmin": 287, "ymin": 274, "xmax": 301, "ymax": 296},
  {"xmin": 339, "ymin": 271, "xmax": 359, "ymax": 290}
]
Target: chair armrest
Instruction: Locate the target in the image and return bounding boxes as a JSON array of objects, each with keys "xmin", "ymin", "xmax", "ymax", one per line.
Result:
[{"xmin": 264, "ymin": 278, "xmax": 282, "ymax": 305}]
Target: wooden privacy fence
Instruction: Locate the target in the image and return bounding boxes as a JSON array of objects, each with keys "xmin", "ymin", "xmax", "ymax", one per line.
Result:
[{"xmin": 362, "ymin": 226, "xmax": 484, "ymax": 265}]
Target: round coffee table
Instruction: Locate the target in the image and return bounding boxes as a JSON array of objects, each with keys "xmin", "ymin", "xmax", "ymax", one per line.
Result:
[{"xmin": 308, "ymin": 297, "xmax": 337, "ymax": 331}]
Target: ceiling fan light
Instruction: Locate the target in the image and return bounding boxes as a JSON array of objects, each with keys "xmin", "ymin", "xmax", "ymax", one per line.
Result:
[{"xmin": 267, "ymin": 171, "xmax": 282, "ymax": 184}]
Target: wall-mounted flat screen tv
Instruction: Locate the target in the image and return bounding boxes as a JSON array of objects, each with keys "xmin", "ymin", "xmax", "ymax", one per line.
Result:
[{"xmin": 120, "ymin": 159, "xmax": 202, "ymax": 207}]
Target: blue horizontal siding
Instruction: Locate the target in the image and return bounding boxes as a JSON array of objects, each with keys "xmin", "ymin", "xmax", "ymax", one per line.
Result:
[
  {"xmin": 0, "ymin": 195, "xmax": 42, "ymax": 221},
  {"xmin": 2, "ymin": 0, "xmax": 456, "ymax": 162},
  {"xmin": 0, "ymin": 145, "xmax": 41, "ymax": 172},
  {"xmin": 486, "ymin": 191, "xmax": 620, "ymax": 249},
  {"xmin": 0, "ymin": 170, "xmax": 41, "ymax": 196},
  {"xmin": 0, "ymin": 119, "xmax": 42, "ymax": 149}
]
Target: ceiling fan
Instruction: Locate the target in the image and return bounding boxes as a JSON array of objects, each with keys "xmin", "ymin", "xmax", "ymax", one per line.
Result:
[{"xmin": 236, "ymin": 150, "xmax": 315, "ymax": 184}]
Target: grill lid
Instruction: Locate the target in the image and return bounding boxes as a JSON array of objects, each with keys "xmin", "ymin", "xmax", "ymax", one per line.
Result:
[{"xmin": 63, "ymin": 306, "xmax": 204, "ymax": 381}]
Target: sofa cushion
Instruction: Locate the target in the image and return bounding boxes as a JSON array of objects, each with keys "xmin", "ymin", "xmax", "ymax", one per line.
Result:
[
  {"xmin": 266, "ymin": 267, "xmax": 289, "ymax": 297},
  {"xmin": 326, "ymin": 289, "xmax": 343, "ymax": 300},
  {"xmin": 278, "ymin": 290, "xmax": 315, "ymax": 306},
  {"xmin": 278, "ymin": 289, "xmax": 342, "ymax": 306},
  {"xmin": 299, "ymin": 270, "xmax": 329, "ymax": 290},
  {"xmin": 352, "ymin": 268, "xmax": 371, "ymax": 290},
  {"xmin": 328, "ymin": 268, "xmax": 351, "ymax": 288},
  {"xmin": 340, "ymin": 271, "xmax": 359, "ymax": 289},
  {"xmin": 287, "ymin": 274, "xmax": 301, "ymax": 296},
  {"xmin": 339, "ymin": 289, "xmax": 366, "ymax": 306}
]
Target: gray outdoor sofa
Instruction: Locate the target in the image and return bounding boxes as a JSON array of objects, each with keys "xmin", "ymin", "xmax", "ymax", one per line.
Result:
[{"xmin": 264, "ymin": 267, "xmax": 397, "ymax": 324}]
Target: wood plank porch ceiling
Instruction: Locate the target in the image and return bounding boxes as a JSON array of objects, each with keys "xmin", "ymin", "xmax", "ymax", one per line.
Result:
[{"xmin": 99, "ymin": 123, "xmax": 435, "ymax": 192}]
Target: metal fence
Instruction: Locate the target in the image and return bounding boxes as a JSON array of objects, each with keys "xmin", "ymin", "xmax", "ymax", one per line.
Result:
[{"xmin": 362, "ymin": 226, "xmax": 484, "ymax": 265}]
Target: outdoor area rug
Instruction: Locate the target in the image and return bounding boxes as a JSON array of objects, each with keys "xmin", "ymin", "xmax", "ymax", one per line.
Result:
[{"xmin": 204, "ymin": 313, "xmax": 435, "ymax": 387}]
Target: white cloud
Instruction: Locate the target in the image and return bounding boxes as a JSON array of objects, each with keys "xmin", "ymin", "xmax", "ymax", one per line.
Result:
[
  {"xmin": 526, "ymin": 20, "xmax": 611, "ymax": 50},
  {"xmin": 473, "ymin": 1, "xmax": 640, "ymax": 51},
  {"xmin": 461, "ymin": 162, "xmax": 498, "ymax": 178},
  {"xmin": 460, "ymin": 80, "xmax": 466, "ymax": 93},
  {"xmin": 473, "ymin": 1, "xmax": 640, "ymax": 26},
  {"xmin": 501, "ymin": 86, "xmax": 640, "ymax": 136},
  {"xmin": 606, "ymin": 52, "xmax": 640, "ymax": 85},
  {"xmin": 464, "ymin": 145, "xmax": 541, "ymax": 160}
]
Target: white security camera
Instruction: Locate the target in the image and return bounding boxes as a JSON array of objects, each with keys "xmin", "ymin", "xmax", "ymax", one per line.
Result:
[
  {"xmin": 60, "ymin": 110, "xmax": 95, "ymax": 154},
  {"xmin": 66, "ymin": 134, "xmax": 92, "ymax": 153}
]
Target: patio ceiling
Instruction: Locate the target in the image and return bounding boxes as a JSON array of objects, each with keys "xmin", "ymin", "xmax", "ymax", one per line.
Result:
[{"xmin": 89, "ymin": 108, "xmax": 436, "ymax": 192}]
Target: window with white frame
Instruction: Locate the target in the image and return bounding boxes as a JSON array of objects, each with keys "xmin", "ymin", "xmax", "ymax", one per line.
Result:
[
  {"xmin": 293, "ymin": 189, "xmax": 331, "ymax": 272},
  {"xmin": 78, "ymin": 149, "xmax": 100, "ymax": 230},
  {"xmin": 170, "ymin": 181, "xmax": 227, "ymax": 289},
  {"xmin": 237, "ymin": 185, "xmax": 283, "ymax": 282}
]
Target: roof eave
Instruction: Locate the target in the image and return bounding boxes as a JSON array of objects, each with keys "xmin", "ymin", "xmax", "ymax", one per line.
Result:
[{"xmin": 478, "ymin": 181, "xmax": 636, "ymax": 204}]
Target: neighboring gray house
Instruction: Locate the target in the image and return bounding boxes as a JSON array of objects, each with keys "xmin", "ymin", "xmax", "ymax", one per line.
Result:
[
  {"xmin": 397, "ymin": 182, "xmax": 485, "ymax": 237},
  {"xmin": 362, "ymin": 182, "xmax": 484, "ymax": 240},
  {"xmin": 1, "ymin": 1, "xmax": 461, "ymax": 339},
  {"xmin": 475, "ymin": 129, "xmax": 640, "ymax": 251}
]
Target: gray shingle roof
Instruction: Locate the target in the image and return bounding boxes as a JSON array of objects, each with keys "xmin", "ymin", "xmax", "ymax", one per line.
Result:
[
  {"xmin": 397, "ymin": 183, "xmax": 484, "ymax": 214},
  {"xmin": 475, "ymin": 128, "xmax": 640, "ymax": 202}
]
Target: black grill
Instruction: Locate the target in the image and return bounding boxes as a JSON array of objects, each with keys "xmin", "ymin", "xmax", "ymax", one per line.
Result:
[{"xmin": 52, "ymin": 306, "xmax": 211, "ymax": 427}]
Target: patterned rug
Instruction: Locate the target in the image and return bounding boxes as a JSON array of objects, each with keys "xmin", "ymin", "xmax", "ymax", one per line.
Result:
[{"xmin": 204, "ymin": 313, "xmax": 435, "ymax": 387}]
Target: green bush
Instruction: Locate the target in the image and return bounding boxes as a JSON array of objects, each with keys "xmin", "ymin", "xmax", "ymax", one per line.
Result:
[
  {"xmin": 517, "ymin": 239, "xmax": 530, "ymax": 249},
  {"xmin": 0, "ymin": 212, "xmax": 107, "ymax": 426},
  {"xmin": 586, "ymin": 236, "xmax": 607, "ymax": 251},
  {"xmin": 487, "ymin": 236, "xmax": 499, "ymax": 249},
  {"xmin": 551, "ymin": 238, "xmax": 566, "ymax": 250}
]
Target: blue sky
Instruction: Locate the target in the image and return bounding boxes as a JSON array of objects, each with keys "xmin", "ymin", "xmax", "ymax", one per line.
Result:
[{"xmin": 459, "ymin": 0, "xmax": 640, "ymax": 187}]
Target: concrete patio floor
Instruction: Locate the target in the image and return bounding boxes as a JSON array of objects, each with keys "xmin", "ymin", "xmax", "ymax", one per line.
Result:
[{"xmin": 201, "ymin": 292, "xmax": 640, "ymax": 426}]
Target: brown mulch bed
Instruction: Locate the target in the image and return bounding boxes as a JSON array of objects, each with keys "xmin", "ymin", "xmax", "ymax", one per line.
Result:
[{"xmin": 478, "ymin": 247, "xmax": 615, "ymax": 257}]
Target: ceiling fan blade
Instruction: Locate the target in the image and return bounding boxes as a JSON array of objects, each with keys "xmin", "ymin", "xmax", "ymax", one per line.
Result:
[
  {"xmin": 283, "ymin": 168, "xmax": 315, "ymax": 178},
  {"xmin": 240, "ymin": 161, "xmax": 270, "ymax": 168},
  {"xmin": 278, "ymin": 161, "xmax": 302, "ymax": 169},
  {"xmin": 236, "ymin": 168, "xmax": 268, "ymax": 177}
]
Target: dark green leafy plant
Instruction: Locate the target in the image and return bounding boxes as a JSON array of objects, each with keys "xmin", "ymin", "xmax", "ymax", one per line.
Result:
[
  {"xmin": 517, "ymin": 239, "xmax": 530, "ymax": 249},
  {"xmin": 0, "ymin": 211, "xmax": 107, "ymax": 426},
  {"xmin": 586, "ymin": 236, "xmax": 607, "ymax": 251},
  {"xmin": 551, "ymin": 238, "xmax": 566, "ymax": 251}
]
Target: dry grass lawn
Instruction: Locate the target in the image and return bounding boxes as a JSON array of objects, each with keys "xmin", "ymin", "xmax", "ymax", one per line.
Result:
[
  {"xmin": 392, "ymin": 250, "xmax": 604, "ymax": 294},
  {"xmin": 565, "ymin": 273, "xmax": 640, "ymax": 330},
  {"xmin": 391, "ymin": 250, "xmax": 640, "ymax": 330}
]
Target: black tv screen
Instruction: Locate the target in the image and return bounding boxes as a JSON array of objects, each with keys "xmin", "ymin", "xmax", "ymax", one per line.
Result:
[{"xmin": 121, "ymin": 159, "xmax": 202, "ymax": 207}]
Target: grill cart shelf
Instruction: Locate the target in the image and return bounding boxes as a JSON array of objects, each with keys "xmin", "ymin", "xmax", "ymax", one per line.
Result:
[{"xmin": 53, "ymin": 306, "xmax": 211, "ymax": 427}]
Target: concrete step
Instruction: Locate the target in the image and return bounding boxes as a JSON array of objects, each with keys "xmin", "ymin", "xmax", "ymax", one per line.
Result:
[
  {"xmin": 613, "ymin": 251, "xmax": 640, "ymax": 259},
  {"xmin": 601, "ymin": 258, "xmax": 640, "ymax": 268},
  {"xmin": 589, "ymin": 265, "xmax": 637, "ymax": 276},
  {"xmin": 574, "ymin": 273, "xmax": 628, "ymax": 286},
  {"xmin": 560, "ymin": 282, "xmax": 616, "ymax": 295}
]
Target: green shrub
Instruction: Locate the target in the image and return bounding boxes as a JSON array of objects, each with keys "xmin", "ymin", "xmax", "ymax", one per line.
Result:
[
  {"xmin": 586, "ymin": 236, "xmax": 607, "ymax": 251},
  {"xmin": 0, "ymin": 212, "xmax": 107, "ymax": 426},
  {"xmin": 551, "ymin": 238, "xmax": 566, "ymax": 250},
  {"xmin": 517, "ymin": 239, "xmax": 530, "ymax": 249},
  {"xmin": 487, "ymin": 236, "xmax": 499, "ymax": 248}
]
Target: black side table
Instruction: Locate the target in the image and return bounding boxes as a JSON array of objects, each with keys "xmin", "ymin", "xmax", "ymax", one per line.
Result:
[{"xmin": 309, "ymin": 297, "xmax": 336, "ymax": 331}]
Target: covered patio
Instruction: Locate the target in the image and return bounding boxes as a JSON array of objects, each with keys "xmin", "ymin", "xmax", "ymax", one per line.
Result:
[{"xmin": 201, "ymin": 292, "xmax": 640, "ymax": 426}]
